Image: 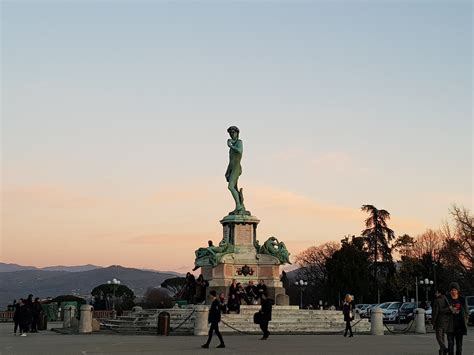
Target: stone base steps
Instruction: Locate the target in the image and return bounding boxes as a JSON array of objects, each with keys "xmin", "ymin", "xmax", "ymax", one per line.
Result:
[{"xmin": 101, "ymin": 306, "xmax": 371, "ymax": 335}]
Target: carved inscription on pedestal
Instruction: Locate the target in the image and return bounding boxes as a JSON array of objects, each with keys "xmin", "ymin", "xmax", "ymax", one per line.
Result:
[{"xmin": 234, "ymin": 224, "xmax": 252, "ymax": 245}]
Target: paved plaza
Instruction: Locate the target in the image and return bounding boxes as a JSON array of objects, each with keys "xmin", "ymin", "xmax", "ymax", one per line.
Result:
[{"xmin": 0, "ymin": 323, "xmax": 473, "ymax": 355}]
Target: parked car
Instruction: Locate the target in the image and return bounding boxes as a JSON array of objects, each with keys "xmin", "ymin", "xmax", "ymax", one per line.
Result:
[
  {"xmin": 465, "ymin": 296, "xmax": 474, "ymax": 326},
  {"xmin": 425, "ymin": 307, "xmax": 432, "ymax": 322},
  {"xmin": 355, "ymin": 304, "xmax": 371, "ymax": 315},
  {"xmin": 360, "ymin": 304, "xmax": 378, "ymax": 319},
  {"xmin": 397, "ymin": 302, "xmax": 417, "ymax": 324},
  {"xmin": 381, "ymin": 302, "xmax": 403, "ymax": 323}
]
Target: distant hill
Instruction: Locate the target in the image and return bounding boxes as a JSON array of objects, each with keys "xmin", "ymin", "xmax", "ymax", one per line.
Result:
[
  {"xmin": 0, "ymin": 265, "xmax": 183, "ymax": 308},
  {"xmin": 0, "ymin": 263, "xmax": 37, "ymax": 273},
  {"xmin": 41, "ymin": 264, "xmax": 102, "ymax": 272},
  {"xmin": 0, "ymin": 263, "xmax": 102, "ymax": 273}
]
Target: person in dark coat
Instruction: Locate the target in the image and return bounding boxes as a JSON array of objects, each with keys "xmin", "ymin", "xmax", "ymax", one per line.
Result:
[
  {"xmin": 256, "ymin": 280, "xmax": 267, "ymax": 302},
  {"xmin": 31, "ymin": 298, "xmax": 42, "ymax": 332},
  {"xmin": 18, "ymin": 299, "xmax": 33, "ymax": 336},
  {"xmin": 342, "ymin": 294, "xmax": 354, "ymax": 337},
  {"xmin": 195, "ymin": 275, "xmax": 209, "ymax": 304},
  {"xmin": 201, "ymin": 290, "xmax": 225, "ymax": 349},
  {"xmin": 259, "ymin": 292, "xmax": 272, "ymax": 340},
  {"xmin": 446, "ymin": 282, "xmax": 468, "ymax": 355},
  {"xmin": 218, "ymin": 292, "xmax": 228, "ymax": 314},
  {"xmin": 432, "ymin": 289, "xmax": 451, "ymax": 355},
  {"xmin": 13, "ymin": 301, "xmax": 20, "ymax": 335},
  {"xmin": 245, "ymin": 281, "xmax": 258, "ymax": 304},
  {"xmin": 227, "ymin": 293, "xmax": 240, "ymax": 314},
  {"xmin": 185, "ymin": 273, "xmax": 196, "ymax": 304}
]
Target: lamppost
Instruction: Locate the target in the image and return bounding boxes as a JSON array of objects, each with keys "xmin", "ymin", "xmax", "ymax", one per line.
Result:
[
  {"xmin": 107, "ymin": 278, "xmax": 121, "ymax": 312},
  {"xmin": 294, "ymin": 279, "xmax": 308, "ymax": 309},
  {"xmin": 419, "ymin": 278, "xmax": 433, "ymax": 305}
]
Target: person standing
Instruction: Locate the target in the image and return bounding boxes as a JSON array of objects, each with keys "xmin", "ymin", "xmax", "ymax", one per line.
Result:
[
  {"xmin": 31, "ymin": 298, "xmax": 42, "ymax": 332},
  {"xmin": 18, "ymin": 299, "xmax": 32, "ymax": 337},
  {"xmin": 432, "ymin": 289, "xmax": 451, "ymax": 355},
  {"xmin": 195, "ymin": 275, "xmax": 209, "ymax": 304},
  {"xmin": 13, "ymin": 300, "xmax": 20, "ymax": 335},
  {"xmin": 446, "ymin": 282, "xmax": 468, "ymax": 355},
  {"xmin": 259, "ymin": 292, "xmax": 272, "ymax": 340},
  {"xmin": 342, "ymin": 294, "xmax": 354, "ymax": 337},
  {"xmin": 201, "ymin": 290, "xmax": 225, "ymax": 349}
]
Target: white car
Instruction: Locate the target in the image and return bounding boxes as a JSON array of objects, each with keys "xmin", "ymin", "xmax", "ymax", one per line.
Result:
[
  {"xmin": 425, "ymin": 307, "xmax": 432, "ymax": 321},
  {"xmin": 381, "ymin": 302, "xmax": 403, "ymax": 323}
]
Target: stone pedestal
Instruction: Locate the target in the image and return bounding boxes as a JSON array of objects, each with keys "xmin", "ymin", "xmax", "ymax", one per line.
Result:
[
  {"xmin": 370, "ymin": 308, "xmax": 384, "ymax": 335},
  {"xmin": 78, "ymin": 305, "xmax": 93, "ymax": 333},
  {"xmin": 202, "ymin": 215, "xmax": 286, "ymax": 302},
  {"xmin": 415, "ymin": 308, "xmax": 426, "ymax": 334},
  {"xmin": 194, "ymin": 305, "xmax": 209, "ymax": 336},
  {"xmin": 63, "ymin": 305, "xmax": 76, "ymax": 329}
]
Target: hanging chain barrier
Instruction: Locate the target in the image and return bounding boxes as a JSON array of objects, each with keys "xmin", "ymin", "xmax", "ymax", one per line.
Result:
[
  {"xmin": 170, "ymin": 309, "xmax": 196, "ymax": 332},
  {"xmin": 383, "ymin": 319, "xmax": 415, "ymax": 334}
]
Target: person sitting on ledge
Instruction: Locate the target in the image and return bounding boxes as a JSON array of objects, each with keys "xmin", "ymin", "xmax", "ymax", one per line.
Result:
[
  {"xmin": 246, "ymin": 281, "xmax": 258, "ymax": 305},
  {"xmin": 256, "ymin": 279, "xmax": 267, "ymax": 301},
  {"xmin": 227, "ymin": 293, "xmax": 240, "ymax": 314},
  {"xmin": 218, "ymin": 292, "xmax": 228, "ymax": 314}
]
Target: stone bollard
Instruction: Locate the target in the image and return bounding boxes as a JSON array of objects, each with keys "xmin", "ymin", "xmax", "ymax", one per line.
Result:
[
  {"xmin": 370, "ymin": 307, "xmax": 384, "ymax": 335},
  {"xmin": 415, "ymin": 308, "xmax": 426, "ymax": 334},
  {"xmin": 63, "ymin": 305, "xmax": 76, "ymax": 328},
  {"xmin": 194, "ymin": 305, "xmax": 209, "ymax": 336},
  {"xmin": 78, "ymin": 305, "xmax": 93, "ymax": 333}
]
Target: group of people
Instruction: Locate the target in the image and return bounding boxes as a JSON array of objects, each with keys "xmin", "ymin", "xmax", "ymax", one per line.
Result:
[
  {"xmin": 202, "ymin": 288, "xmax": 273, "ymax": 349},
  {"xmin": 183, "ymin": 273, "xmax": 209, "ymax": 305},
  {"xmin": 221, "ymin": 279, "xmax": 267, "ymax": 313},
  {"xmin": 432, "ymin": 282, "xmax": 469, "ymax": 355},
  {"xmin": 341, "ymin": 281, "xmax": 469, "ymax": 354},
  {"xmin": 11, "ymin": 295, "xmax": 43, "ymax": 336}
]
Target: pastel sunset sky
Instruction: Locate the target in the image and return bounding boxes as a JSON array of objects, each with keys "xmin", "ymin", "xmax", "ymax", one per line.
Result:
[{"xmin": 1, "ymin": 1, "xmax": 472, "ymax": 273}]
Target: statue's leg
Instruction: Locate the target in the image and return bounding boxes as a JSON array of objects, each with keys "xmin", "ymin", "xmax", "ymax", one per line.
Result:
[{"xmin": 228, "ymin": 175, "xmax": 242, "ymax": 211}]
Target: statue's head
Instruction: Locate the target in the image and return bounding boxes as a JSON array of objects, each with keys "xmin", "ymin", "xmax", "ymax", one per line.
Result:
[{"xmin": 227, "ymin": 126, "xmax": 240, "ymax": 139}]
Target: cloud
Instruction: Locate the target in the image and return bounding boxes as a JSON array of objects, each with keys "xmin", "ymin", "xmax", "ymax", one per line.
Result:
[{"xmin": 1, "ymin": 181, "xmax": 429, "ymax": 270}]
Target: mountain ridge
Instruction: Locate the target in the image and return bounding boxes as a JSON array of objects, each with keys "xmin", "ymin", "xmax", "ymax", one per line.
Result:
[{"xmin": 0, "ymin": 264, "xmax": 185, "ymax": 308}]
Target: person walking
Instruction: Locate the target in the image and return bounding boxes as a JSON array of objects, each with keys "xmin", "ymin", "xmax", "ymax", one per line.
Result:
[
  {"xmin": 446, "ymin": 282, "xmax": 468, "ymax": 355},
  {"xmin": 201, "ymin": 290, "xmax": 225, "ymax": 349},
  {"xmin": 259, "ymin": 292, "xmax": 272, "ymax": 340},
  {"xmin": 342, "ymin": 294, "xmax": 354, "ymax": 337},
  {"xmin": 432, "ymin": 289, "xmax": 451, "ymax": 355}
]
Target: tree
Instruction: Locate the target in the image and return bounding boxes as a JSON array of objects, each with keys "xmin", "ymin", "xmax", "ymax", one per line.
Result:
[
  {"xmin": 91, "ymin": 284, "xmax": 135, "ymax": 311},
  {"xmin": 142, "ymin": 287, "xmax": 174, "ymax": 308},
  {"xmin": 325, "ymin": 236, "xmax": 370, "ymax": 305},
  {"xmin": 411, "ymin": 229, "xmax": 443, "ymax": 260},
  {"xmin": 438, "ymin": 205, "xmax": 474, "ymax": 293},
  {"xmin": 295, "ymin": 241, "xmax": 339, "ymax": 306},
  {"xmin": 361, "ymin": 205, "xmax": 395, "ymax": 303},
  {"xmin": 393, "ymin": 234, "xmax": 415, "ymax": 259},
  {"xmin": 161, "ymin": 277, "xmax": 186, "ymax": 298}
]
